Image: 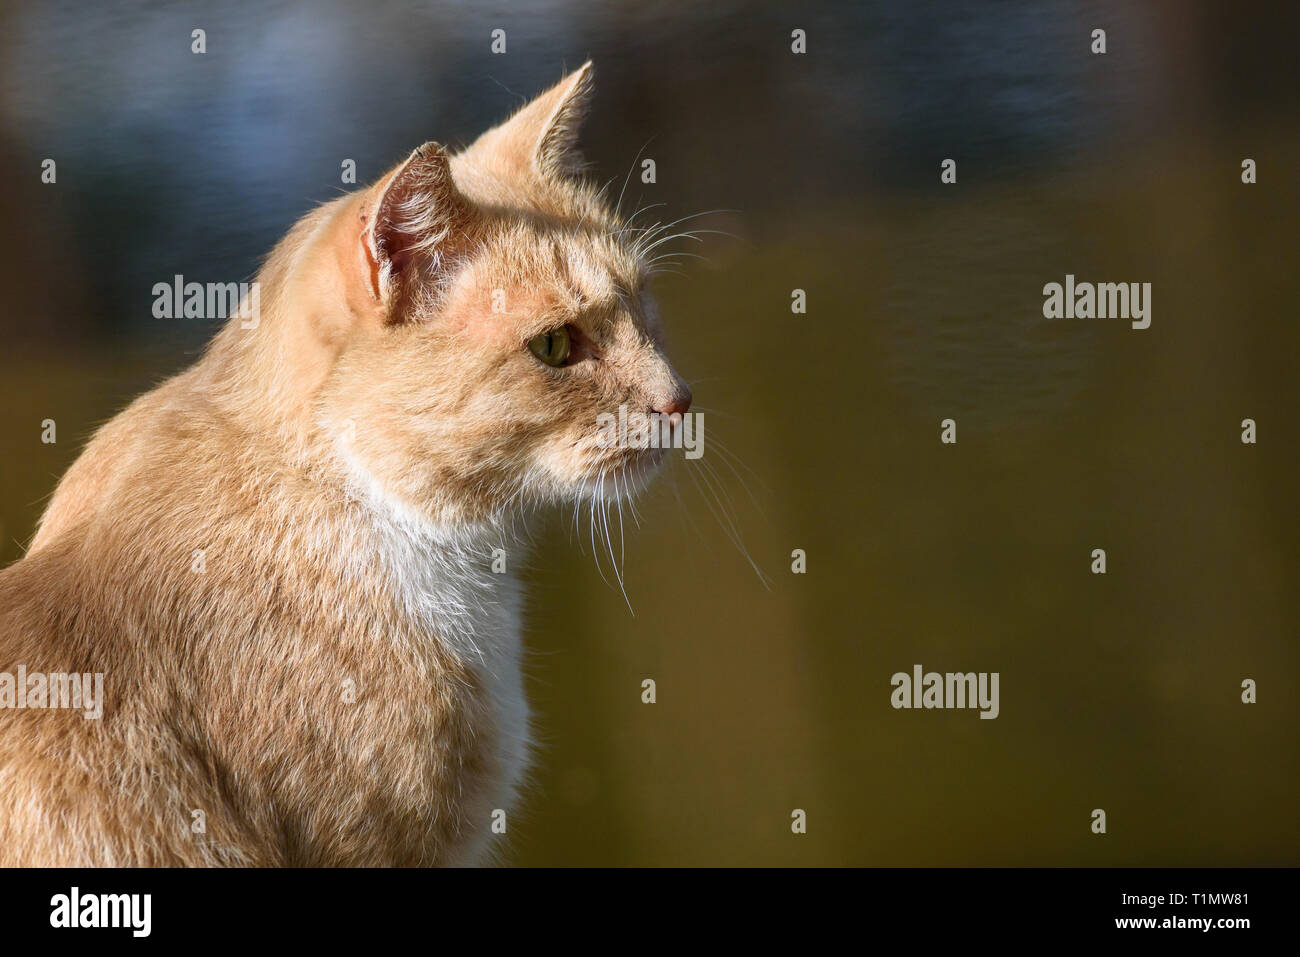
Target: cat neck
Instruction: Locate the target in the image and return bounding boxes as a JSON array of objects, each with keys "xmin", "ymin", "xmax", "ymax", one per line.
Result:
[{"xmin": 321, "ymin": 431, "xmax": 525, "ymax": 659}]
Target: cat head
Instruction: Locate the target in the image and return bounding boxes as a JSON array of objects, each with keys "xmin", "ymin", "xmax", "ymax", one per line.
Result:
[{"xmin": 267, "ymin": 63, "xmax": 693, "ymax": 526}]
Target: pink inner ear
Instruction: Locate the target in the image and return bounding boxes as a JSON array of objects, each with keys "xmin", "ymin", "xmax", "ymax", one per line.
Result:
[
  {"xmin": 372, "ymin": 191, "xmax": 412, "ymax": 278},
  {"xmin": 386, "ymin": 241, "xmax": 414, "ymax": 276},
  {"xmin": 365, "ymin": 180, "xmax": 427, "ymax": 301},
  {"xmin": 367, "ymin": 144, "xmax": 464, "ymax": 297},
  {"xmin": 376, "ymin": 185, "xmax": 413, "ymax": 273}
]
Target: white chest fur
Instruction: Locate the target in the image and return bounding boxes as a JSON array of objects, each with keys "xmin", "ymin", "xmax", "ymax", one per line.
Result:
[{"xmin": 346, "ymin": 482, "xmax": 533, "ymax": 863}]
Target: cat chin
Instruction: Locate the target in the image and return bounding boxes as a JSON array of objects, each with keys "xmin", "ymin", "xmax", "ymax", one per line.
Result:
[{"xmin": 573, "ymin": 450, "xmax": 664, "ymax": 503}]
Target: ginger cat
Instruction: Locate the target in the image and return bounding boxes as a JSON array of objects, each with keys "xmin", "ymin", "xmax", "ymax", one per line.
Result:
[{"xmin": 0, "ymin": 63, "xmax": 691, "ymax": 866}]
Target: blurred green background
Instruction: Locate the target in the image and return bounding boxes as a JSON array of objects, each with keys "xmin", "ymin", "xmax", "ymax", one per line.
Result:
[{"xmin": 1, "ymin": 0, "xmax": 1296, "ymax": 865}]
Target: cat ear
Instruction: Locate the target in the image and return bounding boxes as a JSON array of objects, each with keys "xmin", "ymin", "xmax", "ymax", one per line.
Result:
[
  {"xmin": 461, "ymin": 61, "xmax": 595, "ymax": 180},
  {"xmin": 361, "ymin": 142, "xmax": 468, "ymax": 310}
]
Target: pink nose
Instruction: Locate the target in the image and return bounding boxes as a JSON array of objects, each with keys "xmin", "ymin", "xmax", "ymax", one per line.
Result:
[{"xmin": 654, "ymin": 387, "xmax": 692, "ymax": 418}]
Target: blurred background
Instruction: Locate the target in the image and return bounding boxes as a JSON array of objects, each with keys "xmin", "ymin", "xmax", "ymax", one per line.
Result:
[{"xmin": 1, "ymin": 0, "xmax": 1297, "ymax": 865}]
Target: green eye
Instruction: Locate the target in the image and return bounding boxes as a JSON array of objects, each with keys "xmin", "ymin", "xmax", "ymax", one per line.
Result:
[{"xmin": 528, "ymin": 327, "xmax": 571, "ymax": 367}]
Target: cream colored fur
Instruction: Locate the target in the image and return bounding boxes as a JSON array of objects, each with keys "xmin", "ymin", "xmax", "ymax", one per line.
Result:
[{"xmin": 0, "ymin": 63, "xmax": 690, "ymax": 866}]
